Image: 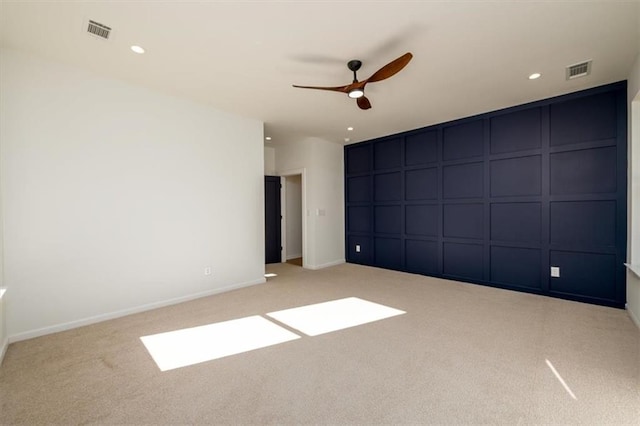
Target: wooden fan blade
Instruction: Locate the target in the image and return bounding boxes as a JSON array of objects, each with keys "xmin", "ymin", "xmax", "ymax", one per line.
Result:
[
  {"xmin": 292, "ymin": 84, "xmax": 350, "ymax": 93},
  {"xmin": 365, "ymin": 52, "xmax": 413, "ymax": 83},
  {"xmin": 357, "ymin": 96, "xmax": 371, "ymax": 110}
]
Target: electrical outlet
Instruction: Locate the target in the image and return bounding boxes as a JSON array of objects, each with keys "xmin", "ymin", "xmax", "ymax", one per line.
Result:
[
  {"xmin": 355, "ymin": 245, "xmax": 361, "ymax": 253},
  {"xmin": 204, "ymin": 267, "xmax": 212, "ymax": 276},
  {"xmin": 550, "ymin": 266, "xmax": 560, "ymax": 278}
]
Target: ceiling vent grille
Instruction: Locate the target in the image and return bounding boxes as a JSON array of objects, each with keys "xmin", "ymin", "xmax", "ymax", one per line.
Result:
[
  {"xmin": 566, "ymin": 60, "xmax": 592, "ymax": 80},
  {"xmin": 86, "ymin": 20, "xmax": 111, "ymax": 40}
]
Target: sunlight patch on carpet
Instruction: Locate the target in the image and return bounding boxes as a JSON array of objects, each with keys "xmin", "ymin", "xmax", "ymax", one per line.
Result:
[
  {"xmin": 266, "ymin": 297, "xmax": 405, "ymax": 336},
  {"xmin": 545, "ymin": 359, "xmax": 578, "ymax": 400},
  {"xmin": 140, "ymin": 316, "xmax": 300, "ymax": 371}
]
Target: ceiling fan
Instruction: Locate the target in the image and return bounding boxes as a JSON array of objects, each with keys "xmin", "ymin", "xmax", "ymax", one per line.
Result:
[{"xmin": 292, "ymin": 52, "xmax": 413, "ymax": 110}]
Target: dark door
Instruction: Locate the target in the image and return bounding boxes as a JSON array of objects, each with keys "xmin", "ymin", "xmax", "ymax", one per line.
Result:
[{"xmin": 264, "ymin": 176, "xmax": 282, "ymax": 264}]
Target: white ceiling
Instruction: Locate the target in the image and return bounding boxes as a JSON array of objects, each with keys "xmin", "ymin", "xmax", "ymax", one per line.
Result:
[{"xmin": 1, "ymin": 1, "xmax": 639, "ymax": 146}]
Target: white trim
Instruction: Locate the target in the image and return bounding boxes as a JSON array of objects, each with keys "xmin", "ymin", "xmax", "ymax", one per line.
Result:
[
  {"xmin": 0, "ymin": 336, "xmax": 8, "ymax": 366},
  {"xmin": 278, "ymin": 168, "xmax": 307, "ymax": 269},
  {"xmin": 286, "ymin": 253, "xmax": 302, "ymax": 260},
  {"xmin": 0, "ymin": 288, "xmax": 6, "ymax": 366},
  {"xmin": 624, "ymin": 263, "xmax": 640, "ymax": 278},
  {"xmin": 627, "ymin": 303, "xmax": 640, "ymax": 331},
  {"xmin": 305, "ymin": 259, "xmax": 345, "ymax": 270},
  {"xmin": 280, "ymin": 176, "xmax": 287, "ymax": 263},
  {"xmin": 8, "ymin": 278, "xmax": 266, "ymax": 343}
]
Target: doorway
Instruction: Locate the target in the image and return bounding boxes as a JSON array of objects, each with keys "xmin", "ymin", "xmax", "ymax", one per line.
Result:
[
  {"xmin": 284, "ymin": 174, "xmax": 303, "ymax": 266},
  {"xmin": 280, "ymin": 169, "xmax": 306, "ymax": 268}
]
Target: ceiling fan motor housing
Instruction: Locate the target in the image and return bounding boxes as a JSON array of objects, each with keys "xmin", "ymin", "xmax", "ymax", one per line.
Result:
[{"xmin": 347, "ymin": 60, "xmax": 362, "ymax": 72}]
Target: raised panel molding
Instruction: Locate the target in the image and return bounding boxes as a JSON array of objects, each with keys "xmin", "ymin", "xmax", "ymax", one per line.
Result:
[
  {"xmin": 443, "ymin": 120, "xmax": 484, "ymax": 160},
  {"xmin": 443, "ymin": 162, "xmax": 484, "ymax": 199},
  {"xmin": 490, "ymin": 108, "xmax": 542, "ymax": 154},
  {"xmin": 405, "ymin": 130, "xmax": 438, "ymax": 165},
  {"xmin": 347, "ymin": 235, "xmax": 372, "ymax": 265},
  {"xmin": 443, "ymin": 242, "xmax": 484, "ymax": 280},
  {"xmin": 406, "ymin": 240, "xmax": 438, "ymax": 275},
  {"xmin": 374, "ymin": 172, "xmax": 401, "ymax": 201},
  {"xmin": 345, "ymin": 81, "xmax": 626, "ymax": 308},
  {"xmin": 550, "ymin": 251, "xmax": 617, "ymax": 301},
  {"xmin": 347, "ymin": 176, "xmax": 370, "ymax": 203},
  {"xmin": 374, "ymin": 138, "xmax": 401, "ymax": 170},
  {"xmin": 375, "ymin": 237, "xmax": 402, "ymax": 270},
  {"xmin": 550, "ymin": 91, "xmax": 617, "ymax": 146},
  {"xmin": 491, "ymin": 246, "xmax": 541, "ymax": 289},
  {"xmin": 443, "ymin": 203, "xmax": 484, "ymax": 240},
  {"xmin": 550, "ymin": 147, "xmax": 617, "ymax": 195},
  {"xmin": 406, "ymin": 167, "xmax": 438, "ymax": 200},
  {"xmin": 490, "ymin": 155, "xmax": 542, "ymax": 197},
  {"xmin": 406, "ymin": 205, "xmax": 438, "ymax": 236},
  {"xmin": 348, "ymin": 206, "xmax": 370, "ymax": 233},
  {"xmin": 491, "ymin": 203, "xmax": 541, "ymax": 243},
  {"xmin": 346, "ymin": 144, "xmax": 371, "ymax": 174},
  {"xmin": 374, "ymin": 205, "xmax": 401, "ymax": 234},
  {"xmin": 550, "ymin": 201, "xmax": 616, "ymax": 247}
]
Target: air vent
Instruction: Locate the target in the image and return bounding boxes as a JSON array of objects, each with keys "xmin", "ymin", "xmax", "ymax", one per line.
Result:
[
  {"xmin": 86, "ymin": 20, "xmax": 111, "ymax": 40},
  {"xmin": 566, "ymin": 60, "xmax": 592, "ymax": 80}
]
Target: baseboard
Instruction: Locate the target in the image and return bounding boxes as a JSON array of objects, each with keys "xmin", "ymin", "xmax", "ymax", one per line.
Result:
[
  {"xmin": 8, "ymin": 277, "xmax": 266, "ymax": 344},
  {"xmin": 286, "ymin": 253, "xmax": 302, "ymax": 260},
  {"xmin": 626, "ymin": 303, "xmax": 640, "ymax": 331},
  {"xmin": 305, "ymin": 259, "xmax": 345, "ymax": 270},
  {"xmin": 0, "ymin": 288, "xmax": 7, "ymax": 366},
  {"xmin": 0, "ymin": 336, "xmax": 8, "ymax": 366}
]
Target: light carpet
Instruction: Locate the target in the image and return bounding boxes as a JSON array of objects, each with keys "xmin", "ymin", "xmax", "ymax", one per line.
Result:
[{"xmin": 0, "ymin": 262, "xmax": 638, "ymax": 424}]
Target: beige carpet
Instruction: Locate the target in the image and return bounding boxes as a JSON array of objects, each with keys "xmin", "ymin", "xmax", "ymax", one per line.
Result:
[{"xmin": 1, "ymin": 262, "xmax": 639, "ymax": 425}]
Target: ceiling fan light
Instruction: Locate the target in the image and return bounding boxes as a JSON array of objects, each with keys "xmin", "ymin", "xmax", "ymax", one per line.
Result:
[{"xmin": 348, "ymin": 89, "xmax": 364, "ymax": 99}]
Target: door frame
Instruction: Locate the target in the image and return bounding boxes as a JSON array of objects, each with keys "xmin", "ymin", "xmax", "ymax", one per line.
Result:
[{"xmin": 280, "ymin": 168, "xmax": 307, "ymax": 268}]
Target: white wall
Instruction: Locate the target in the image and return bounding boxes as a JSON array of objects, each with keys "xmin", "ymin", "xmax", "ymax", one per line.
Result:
[
  {"xmin": 0, "ymin": 290, "xmax": 5, "ymax": 364},
  {"xmin": 276, "ymin": 137, "xmax": 344, "ymax": 269},
  {"xmin": 0, "ymin": 48, "xmax": 265, "ymax": 340},
  {"xmin": 285, "ymin": 175, "xmax": 302, "ymax": 259},
  {"xmin": 264, "ymin": 146, "xmax": 276, "ymax": 176},
  {"xmin": 0, "ymin": 149, "xmax": 5, "ymax": 361},
  {"xmin": 627, "ymin": 49, "xmax": 640, "ymax": 330},
  {"xmin": 0, "ymin": 99, "xmax": 4, "ymax": 365}
]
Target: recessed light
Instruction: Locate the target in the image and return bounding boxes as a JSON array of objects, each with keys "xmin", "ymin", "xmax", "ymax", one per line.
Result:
[
  {"xmin": 265, "ymin": 136, "xmax": 272, "ymax": 141},
  {"xmin": 529, "ymin": 73, "xmax": 541, "ymax": 80},
  {"xmin": 347, "ymin": 127, "xmax": 354, "ymax": 131},
  {"xmin": 344, "ymin": 138, "xmax": 351, "ymax": 142},
  {"xmin": 131, "ymin": 45, "xmax": 145, "ymax": 54}
]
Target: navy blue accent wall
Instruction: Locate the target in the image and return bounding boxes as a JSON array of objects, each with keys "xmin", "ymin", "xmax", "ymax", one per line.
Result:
[{"xmin": 345, "ymin": 82, "xmax": 627, "ymax": 308}]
